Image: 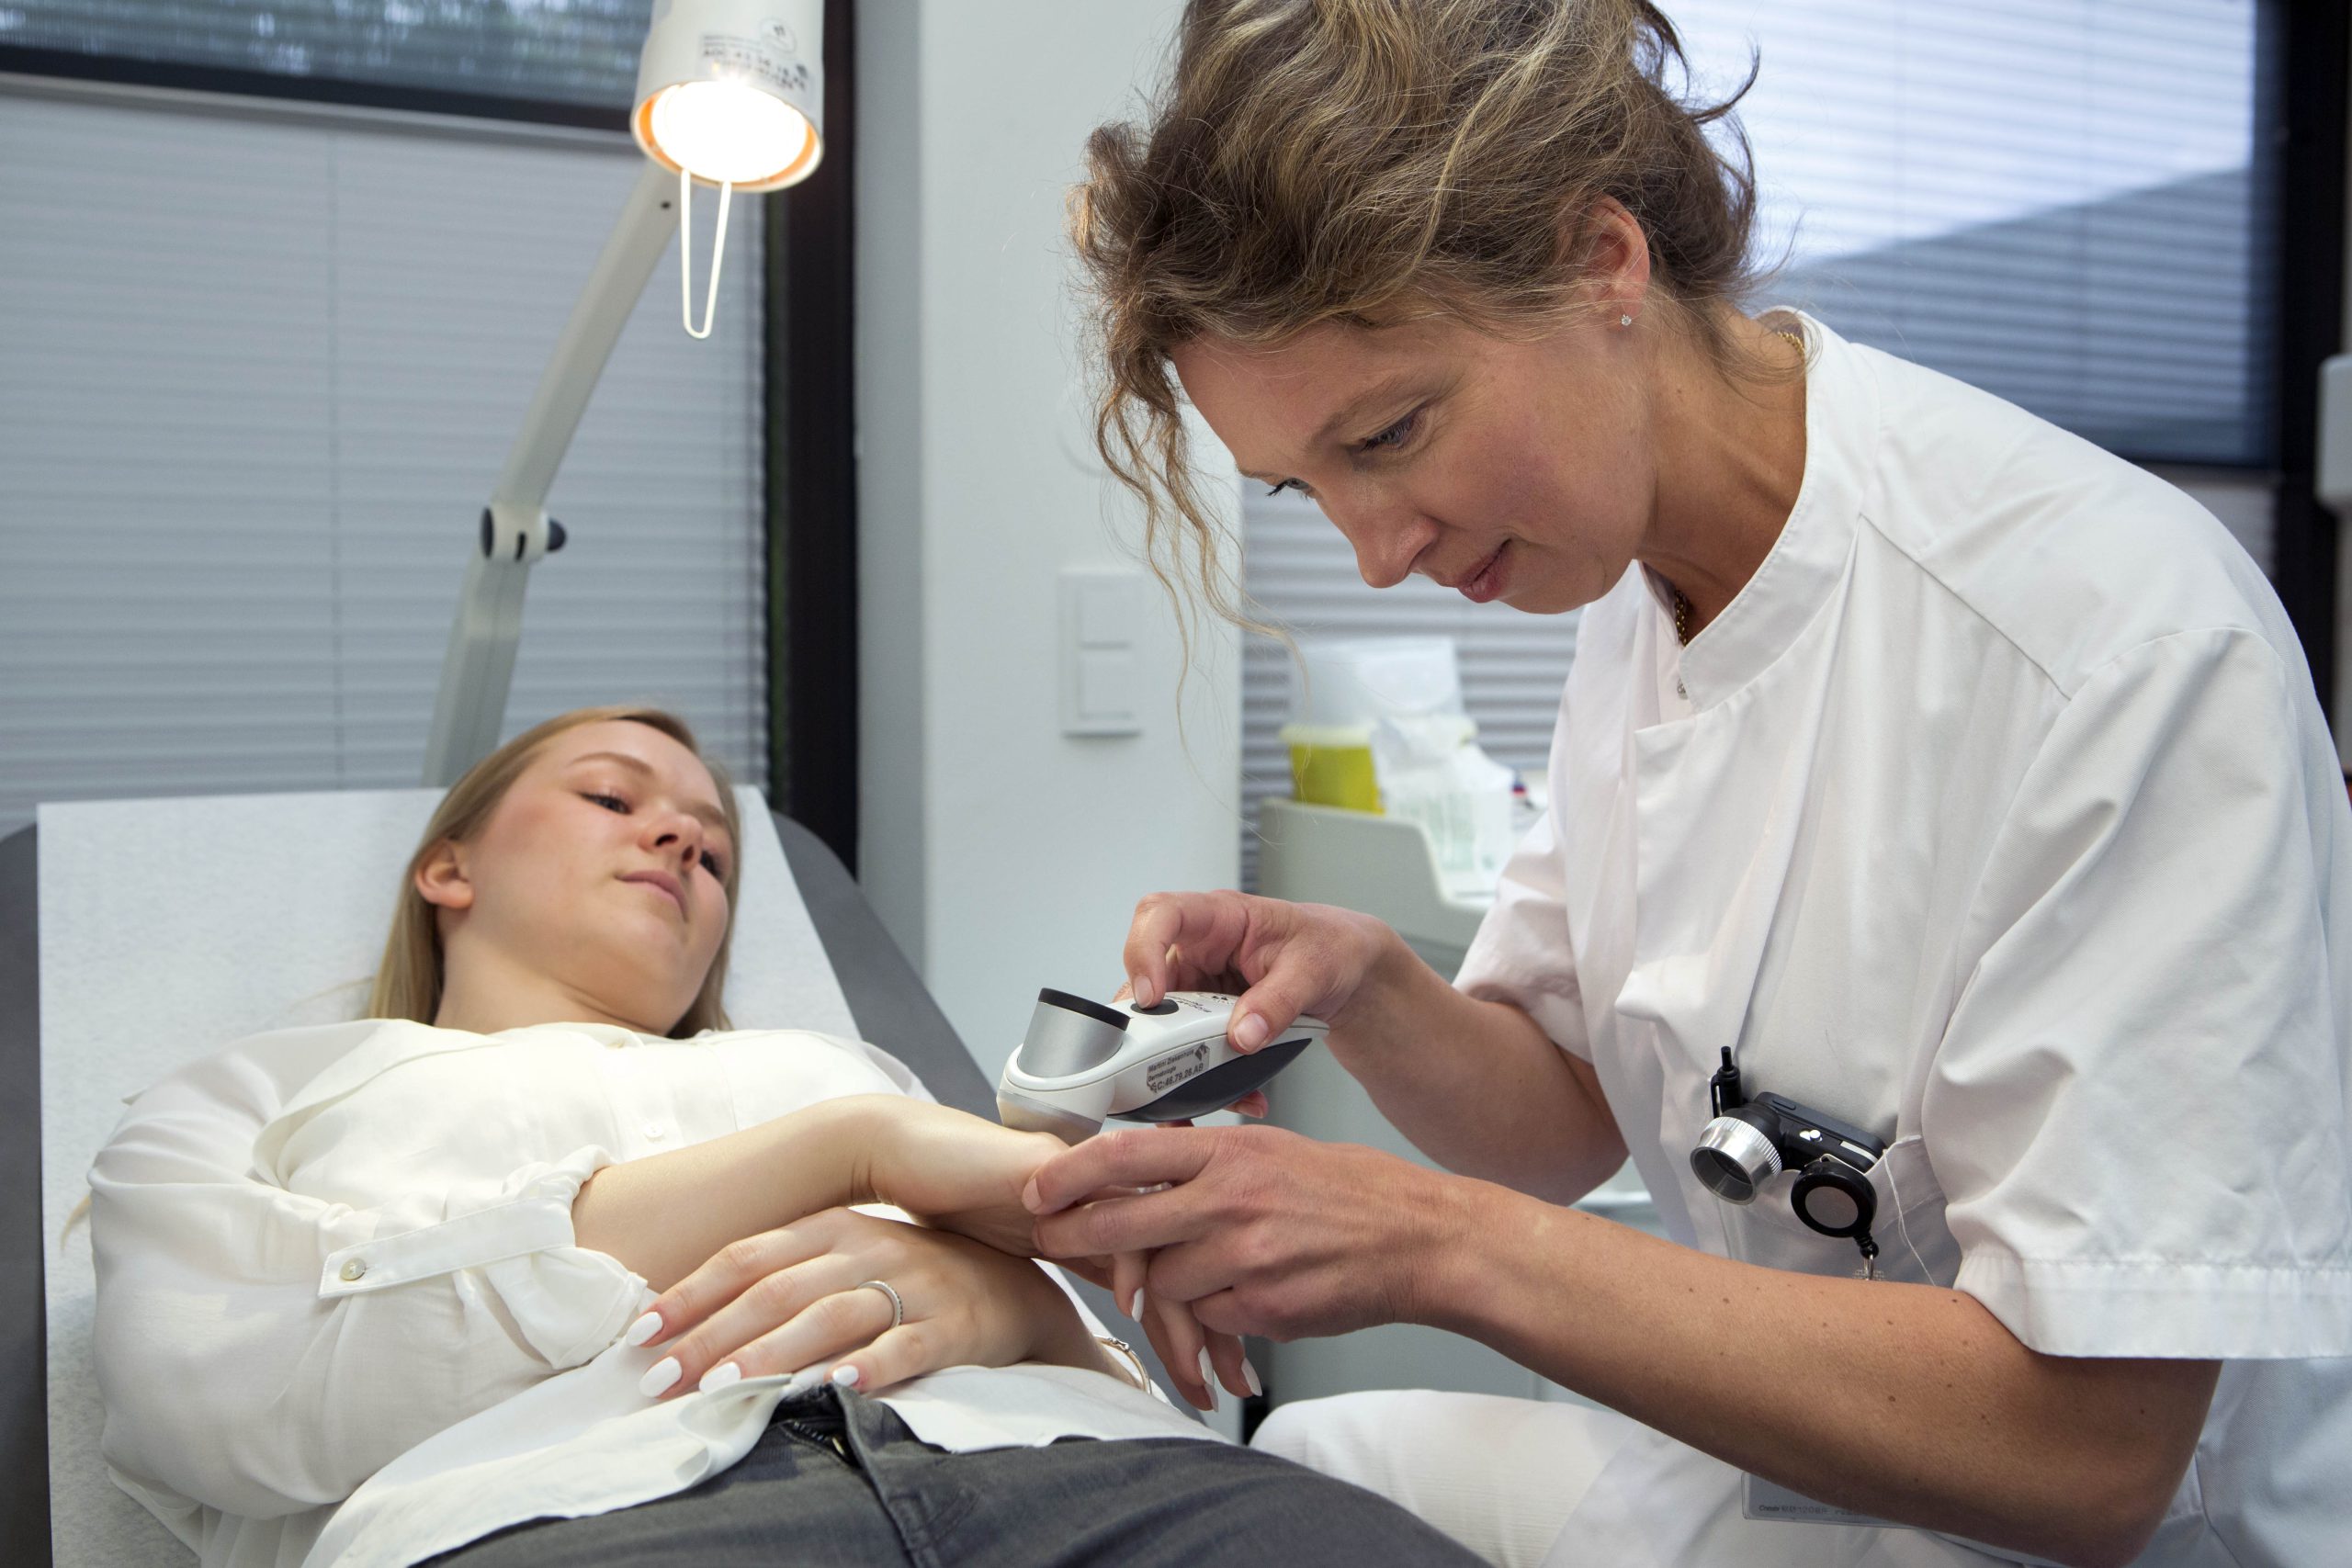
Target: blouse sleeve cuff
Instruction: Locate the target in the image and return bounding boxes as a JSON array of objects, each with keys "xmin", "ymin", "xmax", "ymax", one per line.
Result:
[
  {"xmin": 1955, "ymin": 1247, "xmax": 2352, "ymax": 1359},
  {"xmin": 317, "ymin": 1145, "xmax": 648, "ymax": 1369}
]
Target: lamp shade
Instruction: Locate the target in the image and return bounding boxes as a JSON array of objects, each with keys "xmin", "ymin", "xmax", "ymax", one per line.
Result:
[{"xmin": 633, "ymin": 0, "xmax": 825, "ymax": 192}]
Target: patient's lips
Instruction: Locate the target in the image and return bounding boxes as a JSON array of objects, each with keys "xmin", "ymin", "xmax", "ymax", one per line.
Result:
[{"xmin": 620, "ymin": 869, "xmax": 686, "ymax": 917}]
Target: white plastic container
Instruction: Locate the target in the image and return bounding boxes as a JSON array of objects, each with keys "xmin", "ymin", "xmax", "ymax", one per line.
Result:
[
  {"xmin": 1288, "ymin": 637, "xmax": 1516, "ymax": 896},
  {"xmin": 1290, "ymin": 637, "xmax": 1465, "ymax": 728}
]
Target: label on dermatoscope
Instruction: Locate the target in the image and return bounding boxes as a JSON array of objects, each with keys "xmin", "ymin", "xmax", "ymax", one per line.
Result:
[{"xmin": 1144, "ymin": 1044, "xmax": 1212, "ymax": 1096}]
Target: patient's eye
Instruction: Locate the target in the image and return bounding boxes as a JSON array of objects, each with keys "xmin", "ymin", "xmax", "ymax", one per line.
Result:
[
  {"xmin": 583, "ymin": 792, "xmax": 628, "ymax": 813},
  {"xmin": 698, "ymin": 848, "xmax": 725, "ymax": 879}
]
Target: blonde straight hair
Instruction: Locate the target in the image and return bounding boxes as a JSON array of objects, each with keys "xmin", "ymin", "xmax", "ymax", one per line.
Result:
[
  {"xmin": 60, "ymin": 707, "xmax": 746, "ymax": 1248},
  {"xmin": 368, "ymin": 705, "xmax": 746, "ymax": 1036}
]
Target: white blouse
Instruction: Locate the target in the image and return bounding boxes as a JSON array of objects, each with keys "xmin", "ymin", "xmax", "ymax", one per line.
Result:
[
  {"xmin": 88, "ymin": 1020, "xmax": 1207, "ymax": 1568},
  {"xmin": 1454, "ymin": 316, "xmax": 2352, "ymax": 1566}
]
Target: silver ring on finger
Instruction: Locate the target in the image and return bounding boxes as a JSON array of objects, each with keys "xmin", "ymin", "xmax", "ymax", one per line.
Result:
[{"xmin": 854, "ymin": 1278, "xmax": 905, "ymax": 1328}]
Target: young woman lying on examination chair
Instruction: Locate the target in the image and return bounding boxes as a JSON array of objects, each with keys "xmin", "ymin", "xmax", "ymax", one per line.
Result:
[{"xmin": 87, "ymin": 705, "xmax": 1476, "ymax": 1568}]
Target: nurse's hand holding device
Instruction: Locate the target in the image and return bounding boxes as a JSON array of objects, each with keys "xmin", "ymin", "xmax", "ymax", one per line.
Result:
[{"xmin": 997, "ymin": 987, "xmax": 1329, "ymax": 1143}]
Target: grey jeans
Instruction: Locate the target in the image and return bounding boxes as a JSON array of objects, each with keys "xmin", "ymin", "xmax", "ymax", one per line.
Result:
[{"xmin": 423, "ymin": 1384, "xmax": 1486, "ymax": 1567}]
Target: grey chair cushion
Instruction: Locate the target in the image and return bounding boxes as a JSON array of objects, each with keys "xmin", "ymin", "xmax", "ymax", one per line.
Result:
[{"xmin": 2, "ymin": 824, "xmax": 50, "ymax": 1563}]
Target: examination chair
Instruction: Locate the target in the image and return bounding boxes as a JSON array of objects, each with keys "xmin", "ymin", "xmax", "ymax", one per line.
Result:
[{"xmin": 0, "ymin": 793, "xmax": 1176, "ymax": 1568}]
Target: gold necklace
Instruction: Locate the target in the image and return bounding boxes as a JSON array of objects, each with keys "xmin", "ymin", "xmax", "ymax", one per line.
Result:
[{"xmin": 1669, "ymin": 329, "xmax": 1801, "ymax": 649}]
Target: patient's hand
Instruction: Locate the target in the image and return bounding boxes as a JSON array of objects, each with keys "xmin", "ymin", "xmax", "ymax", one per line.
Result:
[
  {"xmin": 857, "ymin": 1101, "xmax": 1257, "ymax": 1406},
  {"xmin": 855, "ymin": 1099, "xmax": 1069, "ymax": 1258},
  {"xmin": 631, "ymin": 1206, "xmax": 1105, "ymax": 1399}
]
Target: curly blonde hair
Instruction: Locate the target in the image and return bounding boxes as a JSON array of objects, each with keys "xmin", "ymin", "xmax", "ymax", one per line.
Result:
[{"xmin": 1073, "ymin": 0, "xmax": 1772, "ymax": 646}]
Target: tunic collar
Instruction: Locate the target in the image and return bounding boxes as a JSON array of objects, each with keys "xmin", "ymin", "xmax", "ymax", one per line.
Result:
[{"xmin": 1672, "ymin": 311, "xmax": 1880, "ymax": 708}]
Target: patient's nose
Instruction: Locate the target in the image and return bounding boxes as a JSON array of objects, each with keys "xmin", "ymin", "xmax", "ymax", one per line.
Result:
[{"xmin": 646, "ymin": 809, "xmax": 704, "ymax": 863}]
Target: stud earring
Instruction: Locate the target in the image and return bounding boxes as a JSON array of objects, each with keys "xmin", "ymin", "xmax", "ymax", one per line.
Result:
[{"xmin": 1620, "ymin": 314, "xmax": 1634, "ymax": 328}]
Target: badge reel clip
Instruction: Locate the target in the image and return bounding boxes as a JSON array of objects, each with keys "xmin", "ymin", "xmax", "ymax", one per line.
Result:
[
  {"xmin": 997, "ymin": 987, "xmax": 1329, "ymax": 1144},
  {"xmin": 1688, "ymin": 1048, "xmax": 1887, "ymax": 1279}
]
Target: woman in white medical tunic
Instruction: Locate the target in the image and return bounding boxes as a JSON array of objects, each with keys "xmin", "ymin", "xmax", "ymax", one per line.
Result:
[{"xmin": 1024, "ymin": 3, "xmax": 2352, "ymax": 1566}]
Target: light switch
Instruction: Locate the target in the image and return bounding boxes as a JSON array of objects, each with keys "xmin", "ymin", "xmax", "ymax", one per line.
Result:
[
  {"xmin": 1079, "ymin": 583, "xmax": 1134, "ymax": 645},
  {"xmin": 1060, "ymin": 569, "xmax": 1146, "ymax": 737},
  {"xmin": 1079, "ymin": 647, "xmax": 1136, "ymax": 719}
]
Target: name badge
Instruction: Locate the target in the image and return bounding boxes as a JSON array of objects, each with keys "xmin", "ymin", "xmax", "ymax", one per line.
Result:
[
  {"xmin": 1742, "ymin": 1472, "xmax": 1895, "ymax": 1528},
  {"xmin": 1742, "ymin": 1475, "xmax": 2068, "ymax": 1566}
]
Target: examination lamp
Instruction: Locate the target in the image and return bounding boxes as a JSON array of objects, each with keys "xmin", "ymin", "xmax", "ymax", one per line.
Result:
[{"xmin": 420, "ymin": 0, "xmax": 824, "ymax": 787}]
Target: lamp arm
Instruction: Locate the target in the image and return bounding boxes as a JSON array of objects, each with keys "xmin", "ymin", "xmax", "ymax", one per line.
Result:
[{"xmin": 421, "ymin": 160, "xmax": 683, "ymax": 786}]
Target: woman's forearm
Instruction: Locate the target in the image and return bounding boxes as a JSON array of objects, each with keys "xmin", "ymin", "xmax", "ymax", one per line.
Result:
[
  {"xmin": 571, "ymin": 1098, "xmax": 884, "ymax": 1291},
  {"xmin": 1329, "ymin": 930, "xmax": 1626, "ymax": 1203},
  {"xmin": 1420, "ymin": 1181, "xmax": 2215, "ymax": 1568}
]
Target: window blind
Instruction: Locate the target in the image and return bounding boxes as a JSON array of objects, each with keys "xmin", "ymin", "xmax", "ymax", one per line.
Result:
[
  {"xmin": 0, "ymin": 85, "xmax": 766, "ymax": 840},
  {"xmin": 1674, "ymin": 0, "xmax": 2273, "ymax": 467},
  {"xmin": 1238, "ymin": 0, "xmax": 2273, "ymax": 892},
  {"xmin": 1, "ymin": 1, "xmax": 650, "ymax": 112}
]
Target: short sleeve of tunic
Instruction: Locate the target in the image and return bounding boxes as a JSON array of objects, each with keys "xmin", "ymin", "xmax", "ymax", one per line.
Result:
[
  {"xmin": 1454, "ymin": 805, "xmax": 1592, "ymax": 1061},
  {"xmin": 1929, "ymin": 627, "xmax": 2352, "ymax": 1359}
]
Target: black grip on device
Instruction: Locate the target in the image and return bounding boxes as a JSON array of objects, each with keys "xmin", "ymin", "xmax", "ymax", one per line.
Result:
[{"xmin": 1114, "ymin": 1036, "xmax": 1313, "ymax": 1123}]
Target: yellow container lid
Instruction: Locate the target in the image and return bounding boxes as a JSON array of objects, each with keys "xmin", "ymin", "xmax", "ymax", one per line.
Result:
[{"xmin": 1282, "ymin": 723, "xmax": 1381, "ymax": 813}]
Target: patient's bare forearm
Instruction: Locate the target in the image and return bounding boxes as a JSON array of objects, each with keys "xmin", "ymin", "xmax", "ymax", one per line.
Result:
[{"xmin": 571, "ymin": 1098, "xmax": 882, "ymax": 1291}]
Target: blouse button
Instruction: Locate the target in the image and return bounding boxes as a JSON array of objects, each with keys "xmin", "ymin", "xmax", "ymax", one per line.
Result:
[
  {"xmin": 339, "ymin": 1258, "xmax": 368, "ymax": 1282},
  {"xmin": 642, "ymin": 1122, "xmax": 669, "ymax": 1142}
]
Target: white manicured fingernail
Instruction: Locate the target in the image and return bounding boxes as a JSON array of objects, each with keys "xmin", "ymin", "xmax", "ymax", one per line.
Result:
[
  {"xmin": 1130, "ymin": 1286, "xmax": 1147, "ymax": 1321},
  {"xmin": 623, "ymin": 1311, "xmax": 662, "ymax": 1348},
  {"xmin": 831, "ymin": 1364, "xmax": 862, "ymax": 1389},
  {"xmin": 638, "ymin": 1357, "xmax": 681, "ymax": 1397},
  {"xmin": 1196, "ymin": 1348, "xmax": 1218, "ymax": 1408},
  {"xmin": 1242, "ymin": 1357, "xmax": 1262, "ymax": 1398},
  {"xmin": 698, "ymin": 1361, "xmax": 742, "ymax": 1393}
]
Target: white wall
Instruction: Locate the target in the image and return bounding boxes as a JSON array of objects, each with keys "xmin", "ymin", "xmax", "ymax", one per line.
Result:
[{"xmin": 855, "ymin": 1, "xmax": 1243, "ymax": 1073}]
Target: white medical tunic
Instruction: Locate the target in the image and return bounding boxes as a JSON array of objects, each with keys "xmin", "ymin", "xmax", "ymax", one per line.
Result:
[
  {"xmin": 88, "ymin": 1021, "xmax": 1208, "ymax": 1568},
  {"xmin": 1452, "ymin": 315, "xmax": 2352, "ymax": 1567}
]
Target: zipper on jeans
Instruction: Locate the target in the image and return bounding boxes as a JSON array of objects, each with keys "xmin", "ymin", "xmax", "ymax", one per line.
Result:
[{"xmin": 774, "ymin": 1410, "xmax": 851, "ymax": 1461}]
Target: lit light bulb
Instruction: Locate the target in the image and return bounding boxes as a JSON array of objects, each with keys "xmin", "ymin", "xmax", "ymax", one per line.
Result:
[{"xmin": 647, "ymin": 80, "xmax": 811, "ymax": 187}]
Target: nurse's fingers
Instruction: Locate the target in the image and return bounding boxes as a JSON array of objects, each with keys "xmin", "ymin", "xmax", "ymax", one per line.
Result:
[
  {"xmin": 1124, "ymin": 892, "xmax": 1253, "ymax": 1007},
  {"xmin": 1159, "ymin": 1094, "xmax": 1268, "ymax": 1122},
  {"xmin": 1023, "ymin": 1125, "xmax": 1219, "ymax": 1220},
  {"xmin": 1033, "ymin": 1183, "xmax": 1215, "ymax": 1262}
]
